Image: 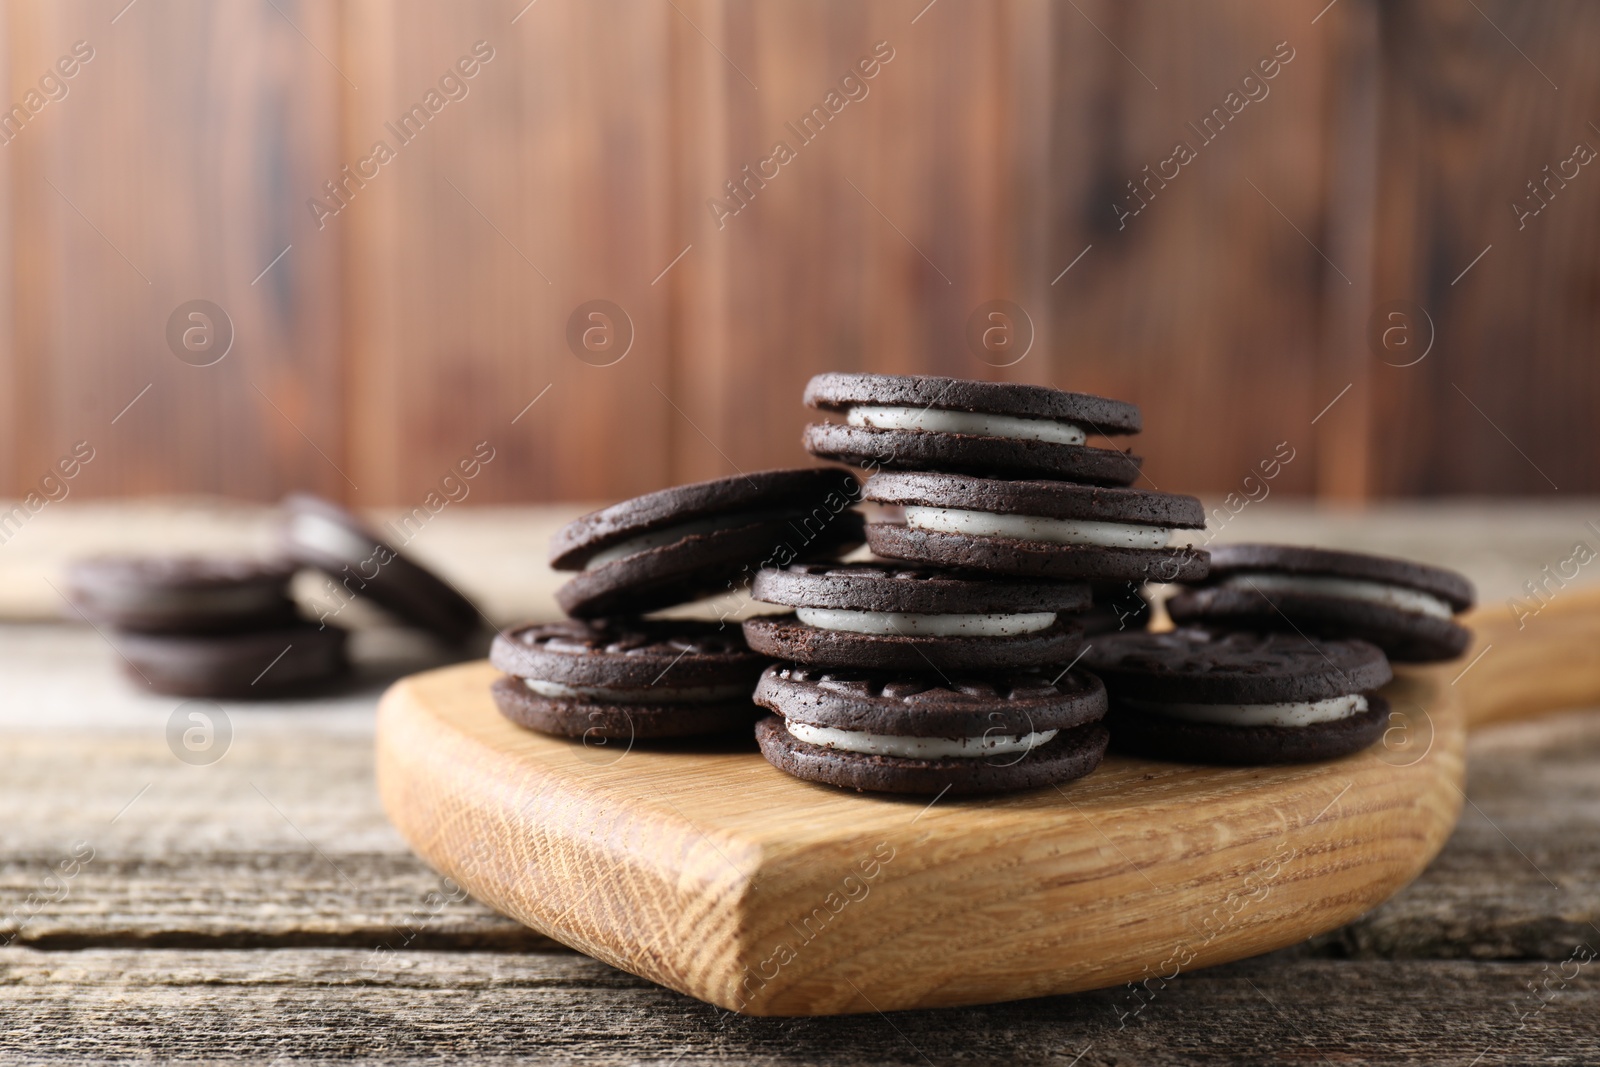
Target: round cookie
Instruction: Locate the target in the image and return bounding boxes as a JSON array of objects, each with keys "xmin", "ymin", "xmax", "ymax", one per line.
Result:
[
  {"xmin": 803, "ymin": 372, "xmax": 1142, "ymax": 484},
  {"xmin": 1166, "ymin": 543, "xmax": 1475, "ymax": 662},
  {"xmin": 488, "ymin": 619, "xmax": 769, "ymax": 739},
  {"xmin": 549, "ymin": 468, "xmax": 865, "ymax": 618},
  {"xmin": 864, "ymin": 471, "xmax": 1208, "ymax": 584},
  {"xmin": 753, "ymin": 665, "xmax": 1109, "ymax": 795},
  {"xmin": 1086, "ymin": 629, "xmax": 1392, "ymax": 765},
  {"xmin": 64, "ymin": 554, "xmax": 300, "ymax": 633},
  {"xmin": 743, "ymin": 562, "xmax": 1088, "ymax": 671},
  {"xmin": 115, "ymin": 623, "xmax": 348, "ymax": 699},
  {"xmin": 281, "ymin": 494, "xmax": 481, "ymax": 645}
]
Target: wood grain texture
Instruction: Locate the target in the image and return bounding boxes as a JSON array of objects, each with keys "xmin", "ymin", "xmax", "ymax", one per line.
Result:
[
  {"xmin": 1366, "ymin": 0, "xmax": 1600, "ymax": 496},
  {"xmin": 7, "ymin": 0, "xmax": 346, "ymax": 499},
  {"xmin": 340, "ymin": 0, "xmax": 678, "ymax": 505},
  {"xmin": 3, "ymin": 950, "xmax": 1597, "ymax": 1065},
  {"xmin": 376, "ymin": 667, "xmax": 1453, "ymax": 1016},
  {"xmin": 1, "ymin": 1, "xmax": 1595, "ymax": 503},
  {"xmin": 375, "ymin": 586, "xmax": 1600, "ymax": 1016}
]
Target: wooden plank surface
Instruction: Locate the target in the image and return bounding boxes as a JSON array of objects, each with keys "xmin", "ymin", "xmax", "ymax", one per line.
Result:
[
  {"xmin": 3, "ymin": 504, "xmax": 1599, "ymax": 1054},
  {"xmin": 2, "ymin": 1, "xmax": 1597, "ymax": 502},
  {"xmin": 6, "ymin": 0, "xmax": 347, "ymax": 499},
  {"xmin": 340, "ymin": 0, "xmax": 679, "ymax": 505},
  {"xmin": 1368, "ymin": 0, "xmax": 1600, "ymax": 496},
  {"xmin": 1, "ymin": 951, "xmax": 1597, "ymax": 1065}
]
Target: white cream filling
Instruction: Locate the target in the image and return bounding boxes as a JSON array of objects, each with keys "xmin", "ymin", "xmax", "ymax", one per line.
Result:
[
  {"xmin": 905, "ymin": 506, "xmax": 1173, "ymax": 549},
  {"xmin": 583, "ymin": 511, "xmax": 769, "ymax": 570},
  {"xmin": 1217, "ymin": 573, "xmax": 1454, "ymax": 620},
  {"xmin": 1125, "ymin": 693, "xmax": 1368, "ymax": 728},
  {"xmin": 785, "ymin": 720, "xmax": 1058, "ymax": 759},
  {"xmin": 524, "ymin": 678, "xmax": 751, "ymax": 704},
  {"xmin": 291, "ymin": 511, "xmax": 381, "ymax": 562},
  {"xmin": 92, "ymin": 584, "xmax": 284, "ymax": 614},
  {"xmin": 845, "ymin": 405, "xmax": 1087, "ymax": 446},
  {"xmin": 794, "ymin": 606, "xmax": 1056, "ymax": 637}
]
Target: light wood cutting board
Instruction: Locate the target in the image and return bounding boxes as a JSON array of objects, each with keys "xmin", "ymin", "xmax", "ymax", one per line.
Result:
[{"xmin": 374, "ymin": 588, "xmax": 1600, "ymax": 1016}]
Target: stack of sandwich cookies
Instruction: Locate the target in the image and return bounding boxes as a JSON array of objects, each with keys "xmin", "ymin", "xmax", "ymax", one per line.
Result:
[
  {"xmin": 803, "ymin": 373, "xmax": 1142, "ymax": 485},
  {"xmin": 65, "ymin": 555, "xmax": 348, "ymax": 698},
  {"xmin": 1087, "ymin": 630, "xmax": 1392, "ymax": 765},
  {"xmin": 743, "ymin": 562, "xmax": 1088, "ymax": 670},
  {"xmin": 549, "ymin": 468, "xmax": 864, "ymax": 618},
  {"xmin": 863, "ymin": 471, "xmax": 1208, "ymax": 583},
  {"xmin": 754, "ymin": 667, "xmax": 1109, "ymax": 794},
  {"xmin": 1082, "ymin": 581, "xmax": 1151, "ymax": 636},
  {"xmin": 1166, "ymin": 544, "xmax": 1475, "ymax": 662},
  {"xmin": 489, "ymin": 620, "xmax": 769, "ymax": 739}
]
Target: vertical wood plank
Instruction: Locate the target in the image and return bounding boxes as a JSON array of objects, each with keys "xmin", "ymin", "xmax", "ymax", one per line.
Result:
[
  {"xmin": 1367, "ymin": 0, "xmax": 1600, "ymax": 496},
  {"xmin": 1042, "ymin": 0, "xmax": 1338, "ymax": 497},
  {"xmin": 672, "ymin": 0, "xmax": 1019, "ymax": 484},
  {"xmin": 9, "ymin": 0, "xmax": 345, "ymax": 500},
  {"xmin": 0, "ymin": 0, "xmax": 16, "ymax": 496},
  {"xmin": 341, "ymin": 0, "xmax": 677, "ymax": 507}
]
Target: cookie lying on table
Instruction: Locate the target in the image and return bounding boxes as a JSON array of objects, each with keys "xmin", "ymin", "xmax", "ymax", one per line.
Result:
[
  {"xmin": 1087, "ymin": 630, "xmax": 1393, "ymax": 765},
  {"xmin": 65, "ymin": 555, "xmax": 300, "ymax": 634}
]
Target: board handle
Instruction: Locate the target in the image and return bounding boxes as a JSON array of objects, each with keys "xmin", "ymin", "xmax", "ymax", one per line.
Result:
[{"xmin": 1448, "ymin": 583, "xmax": 1600, "ymax": 729}]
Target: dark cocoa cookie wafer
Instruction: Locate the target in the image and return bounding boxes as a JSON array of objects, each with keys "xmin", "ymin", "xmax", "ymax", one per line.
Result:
[
  {"xmin": 864, "ymin": 471, "xmax": 1208, "ymax": 584},
  {"xmin": 549, "ymin": 468, "xmax": 864, "ymax": 618},
  {"xmin": 803, "ymin": 372, "xmax": 1142, "ymax": 484},
  {"xmin": 1106, "ymin": 695, "xmax": 1389, "ymax": 765},
  {"xmin": 281, "ymin": 494, "xmax": 481, "ymax": 645},
  {"xmin": 743, "ymin": 562, "xmax": 1087, "ymax": 670},
  {"xmin": 488, "ymin": 619, "xmax": 769, "ymax": 739},
  {"xmin": 1086, "ymin": 629, "xmax": 1392, "ymax": 765},
  {"xmin": 1166, "ymin": 544, "xmax": 1475, "ymax": 662},
  {"xmin": 115, "ymin": 623, "xmax": 348, "ymax": 699},
  {"xmin": 64, "ymin": 554, "xmax": 299, "ymax": 634},
  {"xmin": 752, "ymin": 665, "xmax": 1108, "ymax": 794},
  {"xmin": 1080, "ymin": 581, "xmax": 1151, "ymax": 636}
]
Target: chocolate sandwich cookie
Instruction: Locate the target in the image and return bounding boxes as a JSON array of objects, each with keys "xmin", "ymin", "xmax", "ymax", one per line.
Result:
[
  {"xmin": 549, "ymin": 468, "xmax": 865, "ymax": 618},
  {"xmin": 1086, "ymin": 630, "xmax": 1392, "ymax": 765},
  {"xmin": 1081, "ymin": 580, "xmax": 1151, "ymax": 636},
  {"xmin": 864, "ymin": 471, "xmax": 1208, "ymax": 584},
  {"xmin": 489, "ymin": 619, "xmax": 769, "ymax": 739},
  {"xmin": 742, "ymin": 562, "xmax": 1088, "ymax": 671},
  {"xmin": 115, "ymin": 623, "xmax": 348, "ymax": 699},
  {"xmin": 803, "ymin": 372, "xmax": 1142, "ymax": 485},
  {"xmin": 64, "ymin": 555, "xmax": 300, "ymax": 633},
  {"xmin": 280, "ymin": 494, "xmax": 481, "ymax": 645},
  {"xmin": 1165, "ymin": 544, "xmax": 1476, "ymax": 662},
  {"xmin": 754, "ymin": 665, "xmax": 1109, "ymax": 795}
]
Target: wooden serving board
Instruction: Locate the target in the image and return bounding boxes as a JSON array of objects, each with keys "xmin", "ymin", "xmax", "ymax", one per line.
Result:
[{"xmin": 375, "ymin": 588, "xmax": 1600, "ymax": 1017}]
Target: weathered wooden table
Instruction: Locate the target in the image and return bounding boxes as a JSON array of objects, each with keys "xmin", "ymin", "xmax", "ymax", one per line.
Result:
[{"xmin": 3, "ymin": 501, "xmax": 1598, "ymax": 1064}]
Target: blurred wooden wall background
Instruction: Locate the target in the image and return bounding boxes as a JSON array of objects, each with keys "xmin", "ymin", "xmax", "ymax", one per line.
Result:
[{"xmin": 0, "ymin": 0, "xmax": 1595, "ymax": 507}]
